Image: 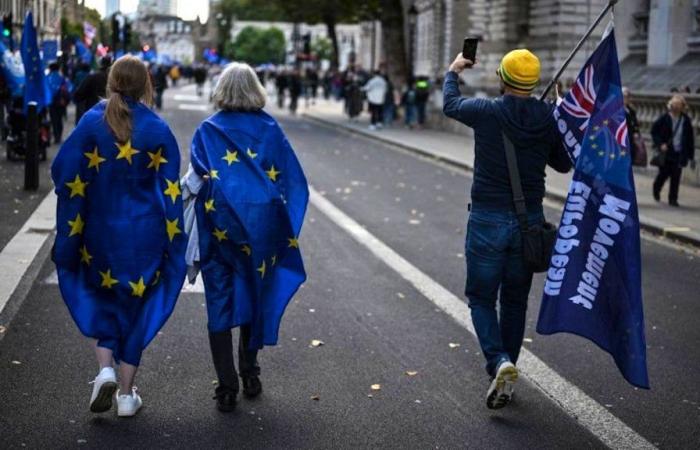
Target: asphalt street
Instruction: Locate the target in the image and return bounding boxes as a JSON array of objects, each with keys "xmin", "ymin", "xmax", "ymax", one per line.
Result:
[{"xmin": 0, "ymin": 85, "xmax": 698, "ymax": 449}]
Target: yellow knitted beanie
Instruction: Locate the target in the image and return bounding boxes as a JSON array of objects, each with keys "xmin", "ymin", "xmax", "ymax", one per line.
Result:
[{"xmin": 497, "ymin": 49, "xmax": 541, "ymax": 94}]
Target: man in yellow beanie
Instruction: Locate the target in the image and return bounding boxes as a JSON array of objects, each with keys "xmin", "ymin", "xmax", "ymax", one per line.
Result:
[{"xmin": 443, "ymin": 50, "xmax": 571, "ymax": 409}]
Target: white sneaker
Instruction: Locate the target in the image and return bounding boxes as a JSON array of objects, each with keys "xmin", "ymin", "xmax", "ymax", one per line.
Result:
[
  {"xmin": 117, "ymin": 387, "xmax": 143, "ymax": 417},
  {"xmin": 89, "ymin": 367, "xmax": 117, "ymax": 413},
  {"xmin": 486, "ymin": 361, "xmax": 518, "ymax": 409}
]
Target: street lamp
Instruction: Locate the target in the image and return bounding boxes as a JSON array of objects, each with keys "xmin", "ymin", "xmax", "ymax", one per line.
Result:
[{"xmin": 407, "ymin": 4, "xmax": 418, "ymax": 82}]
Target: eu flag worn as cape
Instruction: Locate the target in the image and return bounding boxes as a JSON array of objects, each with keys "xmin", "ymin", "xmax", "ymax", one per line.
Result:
[
  {"xmin": 20, "ymin": 12, "xmax": 50, "ymax": 111},
  {"xmin": 537, "ymin": 29, "xmax": 648, "ymax": 388},
  {"xmin": 190, "ymin": 110, "xmax": 308, "ymax": 349},
  {"xmin": 0, "ymin": 38, "xmax": 24, "ymax": 97},
  {"xmin": 51, "ymin": 100, "xmax": 187, "ymax": 366}
]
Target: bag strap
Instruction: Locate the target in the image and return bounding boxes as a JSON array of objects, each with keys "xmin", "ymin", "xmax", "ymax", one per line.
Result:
[{"xmin": 502, "ymin": 132, "xmax": 529, "ymax": 232}]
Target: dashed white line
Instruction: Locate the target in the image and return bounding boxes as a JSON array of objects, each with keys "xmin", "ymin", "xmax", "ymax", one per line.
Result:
[{"xmin": 308, "ymin": 185, "xmax": 655, "ymax": 450}]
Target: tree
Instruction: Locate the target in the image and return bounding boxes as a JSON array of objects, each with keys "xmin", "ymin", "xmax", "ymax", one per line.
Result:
[
  {"xmin": 311, "ymin": 37, "xmax": 333, "ymax": 62},
  {"xmin": 225, "ymin": 26, "xmax": 286, "ymax": 65},
  {"xmin": 379, "ymin": 0, "xmax": 408, "ymax": 85}
]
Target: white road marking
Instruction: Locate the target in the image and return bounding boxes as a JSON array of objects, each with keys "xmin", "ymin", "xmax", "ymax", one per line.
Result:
[
  {"xmin": 0, "ymin": 192, "xmax": 56, "ymax": 315},
  {"xmin": 44, "ymin": 271, "xmax": 206, "ymax": 294},
  {"xmin": 173, "ymin": 94, "xmax": 204, "ymax": 102},
  {"xmin": 177, "ymin": 104, "xmax": 209, "ymax": 112},
  {"xmin": 308, "ymin": 186, "xmax": 655, "ymax": 450}
]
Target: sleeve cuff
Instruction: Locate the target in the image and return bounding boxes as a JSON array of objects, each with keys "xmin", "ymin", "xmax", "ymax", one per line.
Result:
[{"xmin": 445, "ymin": 71, "xmax": 460, "ymax": 80}]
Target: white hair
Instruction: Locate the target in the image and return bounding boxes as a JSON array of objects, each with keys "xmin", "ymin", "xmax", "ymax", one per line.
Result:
[{"xmin": 212, "ymin": 62, "xmax": 266, "ymax": 111}]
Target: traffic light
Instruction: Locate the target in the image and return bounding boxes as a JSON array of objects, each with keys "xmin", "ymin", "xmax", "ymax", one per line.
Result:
[
  {"xmin": 2, "ymin": 14, "xmax": 12, "ymax": 38},
  {"xmin": 123, "ymin": 20, "xmax": 131, "ymax": 52},
  {"xmin": 303, "ymin": 33, "xmax": 311, "ymax": 55},
  {"xmin": 111, "ymin": 13, "xmax": 119, "ymax": 51}
]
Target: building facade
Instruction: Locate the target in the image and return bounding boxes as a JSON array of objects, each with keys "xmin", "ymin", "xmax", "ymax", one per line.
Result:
[
  {"xmin": 137, "ymin": 0, "xmax": 177, "ymax": 17},
  {"xmin": 136, "ymin": 14, "xmax": 194, "ymax": 63},
  {"xmin": 106, "ymin": 0, "xmax": 120, "ymax": 16},
  {"xmin": 0, "ymin": 0, "xmax": 61, "ymax": 41}
]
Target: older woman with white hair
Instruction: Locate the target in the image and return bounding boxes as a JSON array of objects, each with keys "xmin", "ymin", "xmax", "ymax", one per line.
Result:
[{"xmin": 182, "ymin": 62, "xmax": 309, "ymax": 412}]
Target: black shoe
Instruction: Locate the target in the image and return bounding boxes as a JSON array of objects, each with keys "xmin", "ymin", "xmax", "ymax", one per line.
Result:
[
  {"xmin": 653, "ymin": 191, "xmax": 660, "ymax": 202},
  {"xmin": 670, "ymin": 201, "xmax": 680, "ymax": 207},
  {"xmin": 213, "ymin": 387, "xmax": 237, "ymax": 413},
  {"xmin": 241, "ymin": 375, "xmax": 262, "ymax": 398}
]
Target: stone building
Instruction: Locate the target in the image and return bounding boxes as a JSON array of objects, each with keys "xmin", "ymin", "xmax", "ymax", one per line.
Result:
[
  {"xmin": 135, "ymin": 14, "xmax": 195, "ymax": 63},
  {"xmin": 0, "ymin": 0, "xmax": 61, "ymax": 41}
]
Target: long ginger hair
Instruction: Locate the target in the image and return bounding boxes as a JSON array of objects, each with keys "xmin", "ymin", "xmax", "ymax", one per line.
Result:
[{"xmin": 104, "ymin": 55, "xmax": 154, "ymax": 143}]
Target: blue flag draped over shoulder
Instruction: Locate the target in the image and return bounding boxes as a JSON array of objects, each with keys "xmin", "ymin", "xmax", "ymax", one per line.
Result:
[
  {"xmin": 190, "ymin": 110, "xmax": 308, "ymax": 349},
  {"xmin": 537, "ymin": 29, "xmax": 648, "ymax": 388},
  {"xmin": 51, "ymin": 101, "xmax": 187, "ymax": 366},
  {"xmin": 20, "ymin": 11, "xmax": 50, "ymax": 111}
]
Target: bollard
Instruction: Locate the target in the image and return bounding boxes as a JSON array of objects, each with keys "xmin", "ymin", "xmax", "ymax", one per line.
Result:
[{"xmin": 24, "ymin": 101, "xmax": 39, "ymax": 191}]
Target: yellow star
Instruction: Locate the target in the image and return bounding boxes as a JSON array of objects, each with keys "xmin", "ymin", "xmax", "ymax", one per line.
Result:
[
  {"xmin": 213, "ymin": 228, "xmax": 228, "ymax": 242},
  {"xmin": 115, "ymin": 140, "xmax": 140, "ymax": 165},
  {"xmin": 68, "ymin": 213, "xmax": 84, "ymax": 237},
  {"xmin": 84, "ymin": 147, "xmax": 106, "ymax": 172},
  {"xmin": 99, "ymin": 269, "xmax": 119, "ymax": 288},
  {"xmin": 204, "ymin": 198, "xmax": 216, "ymax": 213},
  {"xmin": 147, "ymin": 148, "xmax": 168, "ymax": 171},
  {"xmin": 266, "ymin": 165, "xmax": 281, "ymax": 182},
  {"xmin": 247, "ymin": 148, "xmax": 258, "ymax": 159},
  {"xmin": 609, "ymin": 154, "xmax": 616, "ymax": 159},
  {"xmin": 165, "ymin": 218, "xmax": 182, "ymax": 242},
  {"xmin": 209, "ymin": 169, "xmax": 219, "ymax": 180},
  {"xmin": 222, "ymin": 150, "xmax": 239, "ymax": 166},
  {"xmin": 589, "ymin": 136, "xmax": 595, "ymax": 141},
  {"xmin": 271, "ymin": 254, "xmax": 277, "ymax": 266},
  {"xmin": 79, "ymin": 245, "xmax": 92, "ymax": 265},
  {"xmin": 129, "ymin": 276, "xmax": 147, "ymax": 298},
  {"xmin": 241, "ymin": 244, "xmax": 251, "ymax": 256},
  {"xmin": 591, "ymin": 143, "xmax": 598, "ymax": 149},
  {"xmin": 65, "ymin": 174, "xmax": 88, "ymax": 198},
  {"xmin": 620, "ymin": 151, "xmax": 627, "ymax": 156},
  {"xmin": 152, "ymin": 270, "xmax": 161, "ymax": 286},
  {"xmin": 593, "ymin": 125, "xmax": 600, "ymax": 131},
  {"xmin": 257, "ymin": 260, "xmax": 266, "ymax": 279},
  {"xmin": 603, "ymin": 119, "xmax": 609, "ymax": 126},
  {"xmin": 598, "ymin": 151, "xmax": 605, "ymax": 156},
  {"xmin": 163, "ymin": 179, "xmax": 181, "ymax": 204},
  {"xmin": 288, "ymin": 237, "xmax": 299, "ymax": 248}
]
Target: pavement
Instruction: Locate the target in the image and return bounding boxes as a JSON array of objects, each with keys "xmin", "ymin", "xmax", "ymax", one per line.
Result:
[
  {"xmin": 302, "ymin": 100, "xmax": 700, "ymax": 247},
  {"xmin": 0, "ymin": 84, "xmax": 699, "ymax": 449}
]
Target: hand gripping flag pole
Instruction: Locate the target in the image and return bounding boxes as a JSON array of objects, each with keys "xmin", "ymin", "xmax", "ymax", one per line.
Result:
[{"xmin": 539, "ymin": 0, "xmax": 619, "ymax": 101}]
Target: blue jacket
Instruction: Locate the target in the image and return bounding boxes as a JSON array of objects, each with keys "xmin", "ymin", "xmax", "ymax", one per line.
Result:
[{"xmin": 443, "ymin": 71, "xmax": 571, "ymax": 212}]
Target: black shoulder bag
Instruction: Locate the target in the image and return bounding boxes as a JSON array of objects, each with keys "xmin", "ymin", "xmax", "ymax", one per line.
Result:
[{"xmin": 502, "ymin": 132, "xmax": 557, "ymax": 273}]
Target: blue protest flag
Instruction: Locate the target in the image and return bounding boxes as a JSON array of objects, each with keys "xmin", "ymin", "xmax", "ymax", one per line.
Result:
[
  {"xmin": 50, "ymin": 101, "xmax": 187, "ymax": 366},
  {"xmin": 74, "ymin": 38, "xmax": 93, "ymax": 65},
  {"xmin": 20, "ymin": 11, "xmax": 50, "ymax": 111},
  {"xmin": 41, "ymin": 40, "xmax": 58, "ymax": 64},
  {"xmin": 537, "ymin": 29, "xmax": 648, "ymax": 388},
  {"xmin": 190, "ymin": 111, "xmax": 308, "ymax": 349},
  {"xmin": 0, "ymin": 37, "xmax": 25, "ymax": 97}
]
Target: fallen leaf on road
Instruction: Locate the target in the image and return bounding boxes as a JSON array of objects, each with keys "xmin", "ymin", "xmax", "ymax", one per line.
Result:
[
  {"xmin": 396, "ymin": 292, "xmax": 405, "ymax": 299},
  {"xmin": 367, "ymin": 394, "xmax": 373, "ymax": 398},
  {"xmin": 405, "ymin": 371, "xmax": 418, "ymax": 377},
  {"xmin": 311, "ymin": 339, "xmax": 324, "ymax": 347},
  {"xmin": 311, "ymin": 395, "xmax": 320, "ymax": 401},
  {"xmin": 11, "ymin": 360, "xmax": 21, "ymax": 365},
  {"xmin": 212, "ymin": 380, "xmax": 218, "ymax": 385},
  {"xmin": 409, "ymin": 219, "xmax": 421, "ymax": 225},
  {"xmin": 308, "ymin": 308, "xmax": 316, "ymax": 313},
  {"xmin": 415, "ymin": 400, "xmax": 422, "ymax": 404},
  {"xmin": 0, "ymin": 325, "xmax": 6, "ymax": 333},
  {"xmin": 77, "ymin": 439, "xmax": 87, "ymax": 444},
  {"xmin": 448, "ymin": 343, "xmax": 461, "ymax": 349},
  {"xmin": 523, "ymin": 338, "xmax": 533, "ymax": 343},
  {"xmin": 371, "ymin": 384, "xmax": 381, "ymax": 391}
]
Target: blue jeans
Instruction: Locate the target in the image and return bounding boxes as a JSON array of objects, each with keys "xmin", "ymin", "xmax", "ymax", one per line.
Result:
[{"xmin": 465, "ymin": 207, "xmax": 543, "ymax": 377}]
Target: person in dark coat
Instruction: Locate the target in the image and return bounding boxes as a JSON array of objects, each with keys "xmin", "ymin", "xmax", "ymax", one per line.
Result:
[
  {"xmin": 73, "ymin": 56, "xmax": 111, "ymax": 125},
  {"xmin": 622, "ymin": 87, "xmax": 645, "ymax": 166},
  {"xmin": 288, "ymin": 69, "xmax": 302, "ymax": 115},
  {"xmin": 651, "ymin": 94, "xmax": 696, "ymax": 207}
]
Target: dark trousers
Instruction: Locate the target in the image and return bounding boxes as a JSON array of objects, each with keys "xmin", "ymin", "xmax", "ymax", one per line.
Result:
[
  {"xmin": 653, "ymin": 159, "xmax": 683, "ymax": 204},
  {"xmin": 209, "ymin": 325, "xmax": 259, "ymax": 393},
  {"xmin": 465, "ymin": 208, "xmax": 543, "ymax": 377},
  {"xmin": 48, "ymin": 104, "xmax": 64, "ymax": 143},
  {"xmin": 369, "ymin": 103, "xmax": 382, "ymax": 125},
  {"xmin": 416, "ymin": 101, "xmax": 427, "ymax": 125}
]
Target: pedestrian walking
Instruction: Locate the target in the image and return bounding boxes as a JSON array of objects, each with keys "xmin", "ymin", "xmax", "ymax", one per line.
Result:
[
  {"xmin": 443, "ymin": 50, "xmax": 571, "ymax": 409},
  {"xmin": 275, "ymin": 69, "xmax": 288, "ymax": 109},
  {"xmin": 651, "ymin": 94, "xmax": 696, "ymax": 207},
  {"xmin": 153, "ymin": 64, "xmax": 168, "ymax": 110},
  {"xmin": 415, "ymin": 77, "xmax": 431, "ymax": 127},
  {"xmin": 622, "ymin": 87, "xmax": 646, "ymax": 167},
  {"xmin": 73, "ymin": 56, "xmax": 111, "ymax": 125},
  {"xmin": 401, "ymin": 82, "xmax": 417, "ymax": 129},
  {"xmin": 51, "ymin": 55, "xmax": 187, "ymax": 417},
  {"xmin": 194, "ymin": 64, "xmax": 207, "ymax": 97},
  {"xmin": 288, "ymin": 69, "xmax": 302, "ymax": 115},
  {"xmin": 181, "ymin": 62, "xmax": 308, "ymax": 413},
  {"xmin": 362, "ymin": 70, "xmax": 388, "ymax": 130},
  {"xmin": 46, "ymin": 62, "xmax": 70, "ymax": 144},
  {"xmin": 382, "ymin": 75, "xmax": 396, "ymax": 127}
]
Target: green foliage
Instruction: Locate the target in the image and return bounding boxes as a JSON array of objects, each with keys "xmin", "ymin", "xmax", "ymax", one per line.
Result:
[
  {"xmin": 219, "ymin": 0, "xmax": 287, "ymax": 21},
  {"xmin": 225, "ymin": 26, "xmax": 286, "ymax": 65},
  {"xmin": 312, "ymin": 37, "xmax": 334, "ymax": 61},
  {"xmin": 60, "ymin": 17, "xmax": 83, "ymax": 40}
]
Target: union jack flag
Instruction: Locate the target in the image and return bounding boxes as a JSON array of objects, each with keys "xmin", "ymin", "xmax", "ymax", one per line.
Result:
[{"xmin": 561, "ymin": 65, "xmax": 597, "ymax": 129}]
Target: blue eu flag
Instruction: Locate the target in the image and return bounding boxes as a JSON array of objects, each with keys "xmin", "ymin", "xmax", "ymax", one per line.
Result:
[
  {"xmin": 190, "ymin": 110, "xmax": 308, "ymax": 349},
  {"xmin": 0, "ymin": 35, "xmax": 25, "ymax": 97},
  {"xmin": 537, "ymin": 29, "xmax": 648, "ymax": 388},
  {"xmin": 51, "ymin": 101, "xmax": 187, "ymax": 366},
  {"xmin": 20, "ymin": 11, "xmax": 50, "ymax": 111}
]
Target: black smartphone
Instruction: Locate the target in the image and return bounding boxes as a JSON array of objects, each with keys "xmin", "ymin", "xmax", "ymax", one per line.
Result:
[{"xmin": 462, "ymin": 37, "xmax": 479, "ymax": 62}]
